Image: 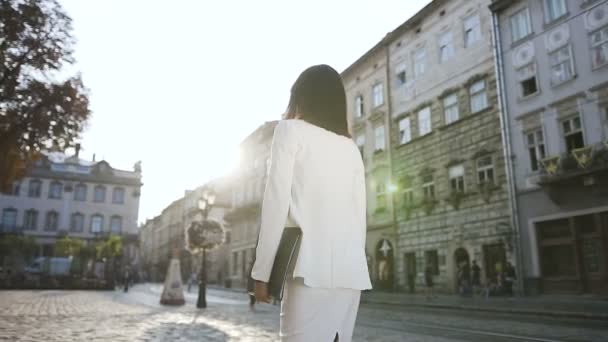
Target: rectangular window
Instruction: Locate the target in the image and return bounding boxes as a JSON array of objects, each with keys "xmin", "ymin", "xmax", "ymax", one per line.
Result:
[
  {"xmin": 470, "ymin": 80, "xmax": 488, "ymax": 113},
  {"xmin": 562, "ymin": 116, "xmax": 585, "ymax": 153},
  {"xmin": 418, "ymin": 107, "xmax": 432, "ymax": 136},
  {"xmin": 110, "ymin": 216, "xmax": 122, "ymax": 234},
  {"xmin": 449, "ymin": 165, "xmax": 465, "ymax": 193},
  {"xmin": 443, "ymin": 93, "xmax": 459, "ymax": 124},
  {"xmin": 549, "ymin": 45, "xmax": 574, "ymax": 85},
  {"xmin": 356, "ymin": 134, "xmax": 365, "ymax": 156},
  {"xmin": 414, "ymin": 48, "xmax": 426, "ymax": 77},
  {"xmin": 49, "ymin": 182, "xmax": 63, "ymax": 199},
  {"xmin": 464, "ymin": 14, "xmax": 481, "ymax": 47},
  {"xmin": 399, "ymin": 117, "xmax": 412, "ymax": 144},
  {"xmin": 2, "ymin": 209, "xmax": 17, "ymax": 230},
  {"xmin": 374, "ymin": 125, "xmax": 385, "ymax": 152},
  {"xmin": 112, "ymin": 187, "xmax": 125, "ymax": 204},
  {"xmin": 517, "ymin": 63, "xmax": 538, "ymax": 97},
  {"xmin": 439, "ymin": 31, "xmax": 454, "ymax": 63},
  {"xmin": 422, "ymin": 174, "xmax": 435, "ymax": 199},
  {"xmin": 403, "ymin": 188, "xmax": 414, "ymax": 206},
  {"xmin": 543, "ymin": 0, "xmax": 567, "ymax": 23},
  {"xmin": 526, "ymin": 129, "xmax": 546, "ymax": 171},
  {"xmin": 355, "ymin": 95, "xmax": 364, "ymax": 117},
  {"xmin": 74, "ymin": 184, "xmax": 87, "ymax": 201},
  {"xmin": 94, "ymin": 186, "xmax": 106, "ymax": 203},
  {"xmin": 91, "ymin": 215, "xmax": 103, "ymax": 234},
  {"xmin": 396, "ymin": 63, "xmax": 407, "ymax": 86},
  {"xmin": 376, "ymin": 183, "xmax": 387, "ymax": 211},
  {"xmin": 425, "ymin": 250, "xmax": 439, "ymax": 275},
  {"xmin": 510, "ymin": 8, "xmax": 532, "ymax": 42},
  {"xmin": 45, "ymin": 212, "xmax": 59, "ymax": 231},
  {"xmin": 24, "ymin": 210, "xmax": 38, "ymax": 231},
  {"xmin": 70, "ymin": 213, "xmax": 84, "ymax": 232},
  {"xmin": 28, "ymin": 180, "xmax": 42, "ymax": 198},
  {"xmin": 590, "ymin": 26, "xmax": 608, "ymax": 69},
  {"xmin": 372, "ymin": 83, "xmax": 384, "ymax": 107},
  {"xmin": 477, "ymin": 156, "xmax": 495, "ymax": 184}
]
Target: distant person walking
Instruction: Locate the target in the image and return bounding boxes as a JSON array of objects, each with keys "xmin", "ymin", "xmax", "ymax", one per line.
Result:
[
  {"xmin": 504, "ymin": 262, "xmax": 516, "ymax": 296},
  {"xmin": 424, "ymin": 265, "xmax": 435, "ymax": 300},
  {"xmin": 463, "ymin": 262, "xmax": 472, "ymax": 296},
  {"xmin": 123, "ymin": 267, "xmax": 130, "ymax": 293},
  {"xmin": 187, "ymin": 272, "xmax": 197, "ymax": 293},
  {"xmin": 471, "ymin": 260, "xmax": 481, "ymax": 296}
]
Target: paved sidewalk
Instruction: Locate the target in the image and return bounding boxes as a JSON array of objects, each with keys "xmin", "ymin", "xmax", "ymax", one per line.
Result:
[{"xmin": 362, "ymin": 290, "xmax": 608, "ymax": 320}]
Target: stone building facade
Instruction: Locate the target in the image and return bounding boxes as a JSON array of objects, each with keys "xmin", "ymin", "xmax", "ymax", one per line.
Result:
[
  {"xmin": 342, "ymin": 39, "xmax": 397, "ymax": 290},
  {"xmin": 139, "ymin": 179, "xmax": 231, "ymax": 284},
  {"xmin": 225, "ymin": 121, "xmax": 277, "ymax": 289},
  {"xmin": 0, "ymin": 150, "xmax": 142, "ymax": 269},
  {"xmin": 491, "ymin": 0, "xmax": 608, "ymax": 295},
  {"xmin": 344, "ymin": 0, "xmax": 515, "ymax": 293}
]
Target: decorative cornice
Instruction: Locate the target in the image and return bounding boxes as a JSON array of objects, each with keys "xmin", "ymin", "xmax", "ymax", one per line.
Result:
[{"xmin": 465, "ymin": 73, "xmax": 489, "ymax": 87}]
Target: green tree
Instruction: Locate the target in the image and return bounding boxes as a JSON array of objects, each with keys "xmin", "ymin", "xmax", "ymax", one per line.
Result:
[
  {"xmin": 0, "ymin": 0, "xmax": 91, "ymax": 192},
  {"xmin": 95, "ymin": 235, "xmax": 123, "ymax": 259},
  {"xmin": 54, "ymin": 236, "xmax": 85, "ymax": 257}
]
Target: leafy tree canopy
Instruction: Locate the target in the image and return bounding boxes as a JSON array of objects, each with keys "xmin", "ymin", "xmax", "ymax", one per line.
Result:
[{"xmin": 0, "ymin": 0, "xmax": 91, "ymax": 192}]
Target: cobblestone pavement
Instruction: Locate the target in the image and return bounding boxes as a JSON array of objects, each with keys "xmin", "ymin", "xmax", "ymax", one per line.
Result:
[{"xmin": 1, "ymin": 285, "xmax": 607, "ymax": 341}]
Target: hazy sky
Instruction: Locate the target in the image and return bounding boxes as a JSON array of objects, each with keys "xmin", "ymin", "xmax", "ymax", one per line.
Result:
[{"xmin": 58, "ymin": 0, "xmax": 430, "ymax": 223}]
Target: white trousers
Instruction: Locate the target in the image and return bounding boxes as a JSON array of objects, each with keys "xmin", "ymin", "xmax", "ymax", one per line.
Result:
[{"xmin": 280, "ymin": 277, "xmax": 361, "ymax": 342}]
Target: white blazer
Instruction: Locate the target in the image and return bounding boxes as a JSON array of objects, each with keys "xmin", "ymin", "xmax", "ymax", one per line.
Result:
[{"xmin": 251, "ymin": 119, "xmax": 372, "ymax": 290}]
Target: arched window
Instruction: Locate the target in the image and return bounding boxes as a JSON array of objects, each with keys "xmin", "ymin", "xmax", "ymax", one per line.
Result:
[
  {"xmin": 74, "ymin": 184, "xmax": 87, "ymax": 201},
  {"xmin": 71, "ymin": 213, "xmax": 85, "ymax": 232},
  {"xmin": 112, "ymin": 187, "xmax": 125, "ymax": 204},
  {"xmin": 45, "ymin": 211, "xmax": 59, "ymax": 231},
  {"xmin": 90, "ymin": 214, "xmax": 103, "ymax": 234},
  {"xmin": 49, "ymin": 181, "xmax": 63, "ymax": 199},
  {"xmin": 28, "ymin": 179, "xmax": 42, "ymax": 198},
  {"xmin": 94, "ymin": 185, "xmax": 106, "ymax": 203},
  {"xmin": 110, "ymin": 215, "xmax": 122, "ymax": 234},
  {"xmin": 24, "ymin": 209, "xmax": 39, "ymax": 230},
  {"xmin": 2, "ymin": 208, "xmax": 18, "ymax": 231}
]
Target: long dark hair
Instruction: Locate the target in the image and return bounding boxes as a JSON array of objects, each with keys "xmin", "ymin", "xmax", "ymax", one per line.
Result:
[{"xmin": 284, "ymin": 64, "xmax": 350, "ymax": 138}]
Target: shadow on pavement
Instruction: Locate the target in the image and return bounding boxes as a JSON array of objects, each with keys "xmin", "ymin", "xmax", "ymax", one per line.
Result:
[{"xmin": 140, "ymin": 321, "xmax": 230, "ymax": 341}]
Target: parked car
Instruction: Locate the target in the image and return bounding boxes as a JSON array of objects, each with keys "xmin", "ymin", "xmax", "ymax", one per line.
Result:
[{"xmin": 25, "ymin": 257, "xmax": 72, "ymax": 276}]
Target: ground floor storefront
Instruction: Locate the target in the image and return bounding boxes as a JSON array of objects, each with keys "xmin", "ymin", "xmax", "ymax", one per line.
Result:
[{"xmin": 532, "ymin": 209, "xmax": 608, "ymax": 295}]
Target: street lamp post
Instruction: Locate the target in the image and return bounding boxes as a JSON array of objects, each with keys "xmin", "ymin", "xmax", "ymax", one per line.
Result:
[{"xmin": 186, "ymin": 189, "xmax": 223, "ymax": 309}]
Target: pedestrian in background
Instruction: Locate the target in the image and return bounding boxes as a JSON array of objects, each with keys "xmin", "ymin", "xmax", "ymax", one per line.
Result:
[
  {"xmin": 424, "ymin": 265, "xmax": 435, "ymax": 300},
  {"xmin": 462, "ymin": 262, "xmax": 471, "ymax": 297},
  {"xmin": 123, "ymin": 267, "xmax": 130, "ymax": 293},
  {"xmin": 504, "ymin": 261, "xmax": 516, "ymax": 296},
  {"xmin": 471, "ymin": 260, "xmax": 481, "ymax": 296},
  {"xmin": 187, "ymin": 272, "xmax": 197, "ymax": 293},
  {"xmin": 252, "ymin": 65, "xmax": 372, "ymax": 342}
]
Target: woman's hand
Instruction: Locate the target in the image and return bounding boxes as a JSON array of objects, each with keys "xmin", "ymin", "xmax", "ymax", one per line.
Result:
[{"xmin": 254, "ymin": 281, "xmax": 271, "ymax": 303}]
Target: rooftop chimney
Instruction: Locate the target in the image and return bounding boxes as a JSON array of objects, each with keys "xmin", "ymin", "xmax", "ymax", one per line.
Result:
[
  {"xmin": 92, "ymin": 153, "xmax": 96, "ymax": 162},
  {"xmin": 75, "ymin": 144, "xmax": 81, "ymax": 158}
]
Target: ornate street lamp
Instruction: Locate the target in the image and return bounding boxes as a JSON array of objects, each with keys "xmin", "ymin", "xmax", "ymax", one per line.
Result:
[{"xmin": 186, "ymin": 189, "xmax": 223, "ymax": 309}]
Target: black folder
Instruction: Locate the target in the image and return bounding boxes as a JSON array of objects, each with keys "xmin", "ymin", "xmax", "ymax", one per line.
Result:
[{"xmin": 268, "ymin": 227, "xmax": 302, "ymax": 301}]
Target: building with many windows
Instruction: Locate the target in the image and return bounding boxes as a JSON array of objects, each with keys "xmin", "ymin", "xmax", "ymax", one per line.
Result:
[
  {"xmin": 344, "ymin": 0, "xmax": 515, "ymax": 293},
  {"xmin": 0, "ymin": 149, "xmax": 142, "ymax": 264},
  {"xmin": 342, "ymin": 36, "xmax": 395, "ymax": 290},
  {"xmin": 225, "ymin": 121, "xmax": 277, "ymax": 289},
  {"xmin": 491, "ymin": 0, "xmax": 608, "ymax": 295},
  {"xmin": 138, "ymin": 179, "xmax": 231, "ymax": 284}
]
